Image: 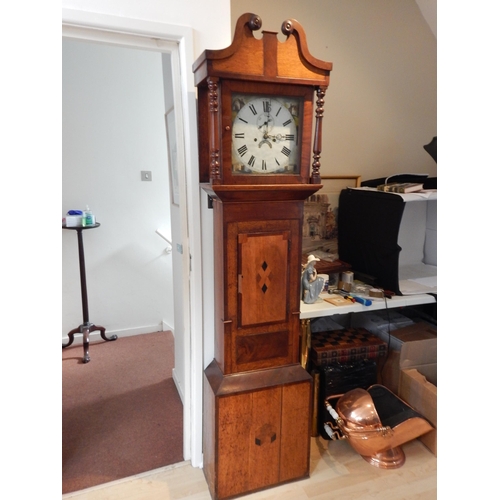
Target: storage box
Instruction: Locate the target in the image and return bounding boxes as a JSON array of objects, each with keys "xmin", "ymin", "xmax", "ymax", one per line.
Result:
[
  {"xmin": 379, "ymin": 322, "xmax": 437, "ymax": 455},
  {"xmin": 380, "ymin": 322, "xmax": 436, "ymax": 391},
  {"xmin": 311, "ymin": 327, "xmax": 387, "ymax": 366},
  {"xmin": 399, "ymin": 367, "xmax": 437, "ymax": 455},
  {"xmin": 338, "ymin": 188, "xmax": 437, "ymax": 295},
  {"xmin": 387, "ymin": 321, "xmax": 437, "ymax": 351},
  {"xmin": 63, "ymin": 215, "xmax": 83, "ymax": 227},
  {"xmin": 350, "ymin": 310, "xmax": 415, "ymax": 341}
]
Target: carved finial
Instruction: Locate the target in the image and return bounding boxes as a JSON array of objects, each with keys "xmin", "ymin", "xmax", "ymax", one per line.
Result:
[
  {"xmin": 281, "ymin": 19, "xmax": 294, "ymax": 36},
  {"xmin": 248, "ymin": 14, "xmax": 262, "ymax": 31}
]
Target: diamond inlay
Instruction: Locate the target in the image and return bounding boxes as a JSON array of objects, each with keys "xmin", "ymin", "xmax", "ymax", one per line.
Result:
[{"xmin": 257, "ymin": 260, "xmax": 272, "ymax": 294}]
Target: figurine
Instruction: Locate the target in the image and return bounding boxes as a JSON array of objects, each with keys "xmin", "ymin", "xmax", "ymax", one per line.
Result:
[{"xmin": 301, "ymin": 254, "xmax": 325, "ymax": 304}]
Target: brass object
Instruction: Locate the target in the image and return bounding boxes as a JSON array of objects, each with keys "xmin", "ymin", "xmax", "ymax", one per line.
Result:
[
  {"xmin": 311, "ymin": 370, "xmax": 320, "ymax": 437},
  {"xmin": 326, "ymin": 385, "xmax": 433, "ymax": 469},
  {"xmin": 300, "ymin": 319, "xmax": 311, "ymax": 369}
]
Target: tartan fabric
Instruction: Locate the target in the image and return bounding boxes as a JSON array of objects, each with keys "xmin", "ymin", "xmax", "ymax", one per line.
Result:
[{"xmin": 311, "ymin": 327, "xmax": 387, "ymax": 365}]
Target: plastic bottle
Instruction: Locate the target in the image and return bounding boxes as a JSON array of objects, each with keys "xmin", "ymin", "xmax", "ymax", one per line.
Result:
[{"xmin": 82, "ymin": 206, "xmax": 95, "ymax": 226}]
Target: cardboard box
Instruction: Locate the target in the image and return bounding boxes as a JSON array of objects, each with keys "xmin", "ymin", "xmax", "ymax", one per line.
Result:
[
  {"xmin": 400, "ymin": 368, "xmax": 437, "ymax": 456},
  {"xmin": 350, "ymin": 310, "xmax": 415, "ymax": 341},
  {"xmin": 380, "ymin": 322, "xmax": 437, "ymax": 392},
  {"xmin": 379, "ymin": 322, "xmax": 437, "ymax": 456},
  {"xmin": 390, "ymin": 321, "xmax": 437, "ymax": 351},
  {"xmin": 379, "ymin": 349, "xmax": 400, "ymax": 394}
]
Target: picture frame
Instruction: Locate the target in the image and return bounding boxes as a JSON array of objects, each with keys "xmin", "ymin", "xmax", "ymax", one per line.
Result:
[
  {"xmin": 165, "ymin": 107, "xmax": 180, "ymax": 206},
  {"xmin": 302, "ymin": 175, "xmax": 361, "ymax": 258}
]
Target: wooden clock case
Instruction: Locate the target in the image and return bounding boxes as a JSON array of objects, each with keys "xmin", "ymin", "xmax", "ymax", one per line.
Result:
[{"xmin": 193, "ymin": 13, "xmax": 332, "ymax": 499}]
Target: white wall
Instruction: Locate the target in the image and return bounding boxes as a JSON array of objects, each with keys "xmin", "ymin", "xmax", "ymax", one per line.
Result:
[
  {"xmin": 415, "ymin": 0, "xmax": 437, "ymax": 36},
  {"xmin": 61, "ymin": 0, "xmax": 232, "ymax": 59},
  {"xmin": 231, "ymin": 0, "xmax": 437, "ymax": 181},
  {"xmin": 62, "ymin": 39, "xmax": 174, "ymax": 338},
  {"xmin": 61, "ymin": 0, "xmax": 232, "ymax": 470}
]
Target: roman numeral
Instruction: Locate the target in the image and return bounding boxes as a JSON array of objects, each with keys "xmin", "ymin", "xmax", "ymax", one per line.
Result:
[
  {"xmin": 281, "ymin": 146, "xmax": 291, "ymax": 157},
  {"xmin": 275, "ymin": 107, "xmax": 282, "ymax": 117},
  {"xmin": 263, "ymin": 101, "xmax": 271, "ymax": 113},
  {"xmin": 262, "ymin": 160, "xmax": 267, "ymax": 170},
  {"xmin": 285, "ymin": 134, "xmax": 295, "ymax": 141},
  {"xmin": 248, "ymin": 155, "xmax": 256, "ymax": 167},
  {"xmin": 282, "ymin": 119, "xmax": 292, "ymax": 127},
  {"xmin": 249, "ymin": 104, "xmax": 257, "ymax": 115},
  {"xmin": 275, "ymin": 158, "xmax": 280, "ymax": 166},
  {"xmin": 238, "ymin": 145, "xmax": 248, "ymax": 156},
  {"xmin": 238, "ymin": 117, "xmax": 248, "ymax": 123},
  {"xmin": 234, "ymin": 133, "xmax": 245, "ymax": 138}
]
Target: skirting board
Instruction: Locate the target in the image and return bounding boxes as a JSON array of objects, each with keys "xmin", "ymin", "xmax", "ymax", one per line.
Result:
[
  {"xmin": 172, "ymin": 367, "xmax": 184, "ymax": 405},
  {"xmin": 62, "ymin": 322, "xmax": 175, "ymax": 345}
]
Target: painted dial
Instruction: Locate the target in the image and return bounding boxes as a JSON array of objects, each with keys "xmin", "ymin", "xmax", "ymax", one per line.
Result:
[{"xmin": 231, "ymin": 95, "xmax": 301, "ymax": 174}]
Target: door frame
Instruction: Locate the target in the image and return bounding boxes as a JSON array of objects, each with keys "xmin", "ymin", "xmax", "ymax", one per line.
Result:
[{"xmin": 62, "ymin": 8, "xmax": 204, "ymax": 468}]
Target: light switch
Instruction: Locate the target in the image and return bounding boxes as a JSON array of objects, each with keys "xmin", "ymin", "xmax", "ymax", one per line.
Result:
[{"xmin": 141, "ymin": 171, "xmax": 152, "ymax": 181}]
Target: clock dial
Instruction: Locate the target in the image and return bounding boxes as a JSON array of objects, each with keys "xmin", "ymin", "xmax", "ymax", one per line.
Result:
[{"xmin": 231, "ymin": 94, "xmax": 301, "ymax": 174}]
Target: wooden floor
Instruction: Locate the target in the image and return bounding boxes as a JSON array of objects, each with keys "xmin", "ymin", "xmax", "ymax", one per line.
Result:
[{"xmin": 62, "ymin": 437, "xmax": 437, "ymax": 499}]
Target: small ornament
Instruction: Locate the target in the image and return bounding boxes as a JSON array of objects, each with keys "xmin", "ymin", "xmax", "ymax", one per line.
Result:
[{"xmin": 301, "ymin": 254, "xmax": 325, "ymax": 304}]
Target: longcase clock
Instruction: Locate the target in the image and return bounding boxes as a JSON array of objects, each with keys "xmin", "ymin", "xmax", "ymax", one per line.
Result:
[{"xmin": 193, "ymin": 13, "xmax": 332, "ymax": 500}]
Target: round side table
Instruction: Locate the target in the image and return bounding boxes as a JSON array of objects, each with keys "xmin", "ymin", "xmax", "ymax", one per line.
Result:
[{"xmin": 62, "ymin": 223, "xmax": 117, "ymax": 363}]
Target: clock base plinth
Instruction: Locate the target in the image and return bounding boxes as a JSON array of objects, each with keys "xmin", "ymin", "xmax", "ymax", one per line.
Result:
[{"xmin": 203, "ymin": 360, "xmax": 312, "ymax": 500}]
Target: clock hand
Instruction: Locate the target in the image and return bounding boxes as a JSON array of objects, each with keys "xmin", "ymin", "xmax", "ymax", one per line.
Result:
[{"xmin": 258, "ymin": 119, "xmax": 271, "ymax": 130}]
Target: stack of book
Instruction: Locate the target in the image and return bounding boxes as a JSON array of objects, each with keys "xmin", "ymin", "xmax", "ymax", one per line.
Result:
[{"xmin": 377, "ymin": 182, "xmax": 424, "ymax": 193}]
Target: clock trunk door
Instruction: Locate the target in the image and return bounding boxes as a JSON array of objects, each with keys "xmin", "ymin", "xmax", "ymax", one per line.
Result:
[
  {"xmin": 238, "ymin": 231, "xmax": 289, "ymax": 326},
  {"xmin": 223, "ymin": 212, "xmax": 301, "ymax": 374}
]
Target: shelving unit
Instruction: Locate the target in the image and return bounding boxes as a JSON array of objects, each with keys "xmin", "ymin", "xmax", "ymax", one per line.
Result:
[
  {"xmin": 299, "ymin": 291, "xmax": 436, "ymax": 388},
  {"xmin": 300, "ymin": 292, "xmax": 436, "ymax": 320}
]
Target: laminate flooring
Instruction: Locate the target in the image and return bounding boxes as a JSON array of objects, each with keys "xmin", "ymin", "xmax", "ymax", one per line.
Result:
[{"xmin": 62, "ymin": 437, "xmax": 437, "ymax": 499}]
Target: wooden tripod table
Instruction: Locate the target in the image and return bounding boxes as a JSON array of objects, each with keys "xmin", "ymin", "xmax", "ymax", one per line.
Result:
[{"xmin": 62, "ymin": 223, "xmax": 117, "ymax": 362}]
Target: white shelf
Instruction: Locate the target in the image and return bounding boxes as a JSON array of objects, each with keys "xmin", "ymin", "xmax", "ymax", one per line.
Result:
[{"xmin": 300, "ymin": 292, "xmax": 436, "ymax": 320}]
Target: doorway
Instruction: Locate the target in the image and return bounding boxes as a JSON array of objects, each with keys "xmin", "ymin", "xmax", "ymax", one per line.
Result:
[
  {"xmin": 62, "ymin": 10, "xmax": 205, "ymax": 469},
  {"xmin": 61, "ymin": 34, "xmax": 181, "ymax": 482}
]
